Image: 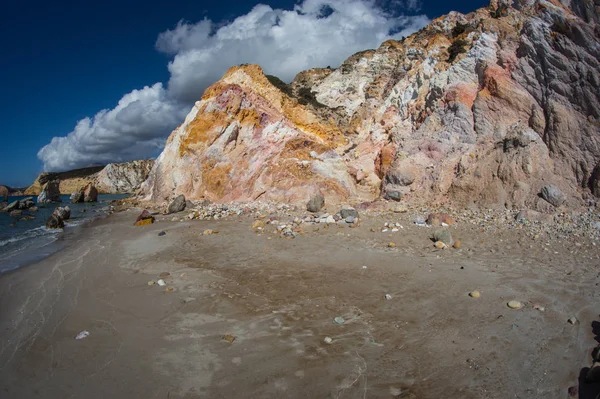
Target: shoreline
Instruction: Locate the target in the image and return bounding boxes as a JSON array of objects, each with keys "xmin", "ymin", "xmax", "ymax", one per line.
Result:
[{"xmin": 0, "ymin": 205, "xmax": 599, "ymax": 398}]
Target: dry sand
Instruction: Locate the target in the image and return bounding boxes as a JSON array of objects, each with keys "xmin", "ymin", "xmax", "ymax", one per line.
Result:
[{"xmin": 1, "ymin": 208, "xmax": 599, "ymax": 398}]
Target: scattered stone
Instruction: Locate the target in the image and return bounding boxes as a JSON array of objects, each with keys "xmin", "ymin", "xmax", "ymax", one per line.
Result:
[
  {"xmin": 203, "ymin": 229, "xmax": 214, "ymax": 235},
  {"xmin": 567, "ymin": 317, "xmax": 578, "ymax": 325},
  {"xmin": 414, "ymin": 216, "xmax": 426, "ymax": 225},
  {"xmin": 134, "ymin": 209, "xmax": 155, "ymax": 226},
  {"xmin": 432, "ymin": 229, "xmax": 453, "ymax": 246},
  {"xmin": 45, "ymin": 214, "xmax": 64, "ymax": 229},
  {"xmin": 567, "ymin": 386, "xmax": 578, "ymax": 397},
  {"xmin": 427, "ymin": 213, "xmax": 455, "ymax": 226},
  {"xmin": 333, "ymin": 316, "xmax": 345, "ymax": 325},
  {"xmin": 157, "ymin": 279, "xmax": 166, "ymax": 286},
  {"xmin": 384, "ymin": 190, "xmax": 402, "ymax": 201},
  {"xmin": 29, "ymin": 206, "xmax": 38, "ymax": 212},
  {"xmin": 345, "ymin": 216, "xmax": 356, "ymax": 224},
  {"xmin": 75, "ymin": 330, "xmax": 90, "ymax": 340},
  {"xmin": 324, "ymin": 337, "xmax": 333, "ymax": 344},
  {"xmin": 541, "ymin": 184, "xmax": 565, "ymax": 207},
  {"xmin": 469, "ymin": 290, "xmax": 481, "ymax": 298},
  {"xmin": 20, "ymin": 215, "xmax": 35, "ymax": 221},
  {"xmin": 9, "ymin": 210, "xmax": 22, "ymax": 217},
  {"xmin": 388, "ymin": 242, "xmax": 396, "ymax": 248},
  {"xmin": 507, "ymin": 301, "xmax": 522, "ymax": 309},
  {"xmin": 252, "ymin": 220, "xmax": 265, "ymax": 229},
  {"xmin": 167, "ymin": 194, "xmax": 186, "ymax": 214},
  {"xmin": 147, "ymin": 281, "xmax": 155, "ymax": 286},
  {"xmin": 392, "ymin": 228, "xmax": 399, "ymax": 232},
  {"xmin": 385, "ymin": 294, "xmax": 392, "ymax": 300},
  {"xmin": 165, "ymin": 287, "xmax": 175, "ymax": 293},
  {"xmin": 222, "ymin": 334, "xmax": 236, "ymax": 343},
  {"xmin": 158, "ymin": 231, "xmax": 166, "ymax": 236},
  {"xmin": 434, "ymin": 241, "xmax": 447, "ymax": 249},
  {"xmin": 339, "ymin": 206, "xmax": 358, "ymax": 219},
  {"xmin": 159, "ymin": 272, "xmax": 170, "ymax": 279},
  {"xmin": 453, "ymin": 240, "xmax": 461, "ymax": 249},
  {"xmin": 306, "ymin": 194, "xmax": 325, "ymax": 213}
]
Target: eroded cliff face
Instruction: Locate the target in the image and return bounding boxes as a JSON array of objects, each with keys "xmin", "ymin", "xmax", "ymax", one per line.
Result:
[
  {"xmin": 26, "ymin": 161, "xmax": 154, "ymax": 195},
  {"xmin": 96, "ymin": 160, "xmax": 154, "ymax": 193},
  {"xmin": 142, "ymin": 0, "xmax": 600, "ymax": 209}
]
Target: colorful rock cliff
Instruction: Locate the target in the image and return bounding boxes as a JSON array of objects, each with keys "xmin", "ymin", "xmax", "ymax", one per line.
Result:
[{"xmin": 141, "ymin": 0, "xmax": 600, "ymax": 210}]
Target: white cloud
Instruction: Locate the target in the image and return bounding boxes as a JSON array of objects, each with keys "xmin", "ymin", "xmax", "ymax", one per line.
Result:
[{"xmin": 38, "ymin": 0, "xmax": 429, "ymax": 171}]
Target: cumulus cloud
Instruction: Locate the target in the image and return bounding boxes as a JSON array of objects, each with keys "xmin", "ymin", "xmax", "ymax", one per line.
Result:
[{"xmin": 39, "ymin": 0, "xmax": 429, "ymax": 171}]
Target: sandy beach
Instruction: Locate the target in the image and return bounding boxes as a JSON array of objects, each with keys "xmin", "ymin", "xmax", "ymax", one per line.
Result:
[{"xmin": 1, "ymin": 206, "xmax": 599, "ymax": 398}]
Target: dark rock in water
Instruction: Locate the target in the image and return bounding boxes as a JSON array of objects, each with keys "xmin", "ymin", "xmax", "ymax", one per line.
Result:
[
  {"xmin": 9, "ymin": 210, "xmax": 22, "ymax": 217},
  {"xmin": 29, "ymin": 206, "xmax": 38, "ymax": 212},
  {"xmin": 432, "ymin": 229, "xmax": 453, "ymax": 246},
  {"xmin": 339, "ymin": 206, "xmax": 358, "ymax": 219},
  {"xmin": 307, "ymin": 194, "xmax": 325, "ymax": 212},
  {"xmin": 540, "ymin": 185, "xmax": 565, "ymax": 207},
  {"xmin": 134, "ymin": 209, "xmax": 155, "ymax": 226},
  {"xmin": 158, "ymin": 231, "xmax": 166, "ymax": 236},
  {"xmin": 18, "ymin": 198, "xmax": 35, "ymax": 209},
  {"xmin": 167, "ymin": 195, "xmax": 186, "ymax": 214},
  {"xmin": 38, "ymin": 180, "xmax": 61, "ymax": 203},
  {"xmin": 4, "ymin": 200, "xmax": 19, "ymax": 212},
  {"xmin": 83, "ymin": 183, "xmax": 98, "ymax": 202},
  {"xmin": 46, "ymin": 214, "xmax": 64, "ymax": 229},
  {"xmin": 70, "ymin": 191, "xmax": 84, "ymax": 203},
  {"xmin": 53, "ymin": 206, "xmax": 71, "ymax": 221},
  {"xmin": 385, "ymin": 190, "xmax": 402, "ymax": 201},
  {"xmin": 0, "ymin": 201, "xmax": 7, "ymax": 210},
  {"xmin": 20, "ymin": 215, "xmax": 35, "ymax": 221}
]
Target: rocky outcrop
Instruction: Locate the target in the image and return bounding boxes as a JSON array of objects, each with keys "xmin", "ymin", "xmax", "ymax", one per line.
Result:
[
  {"xmin": 2, "ymin": 197, "xmax": 35, "ymax": 212},
  {"xmin": 83, "ymin": 183, "xmax": 98, "ymax": 202},
  {"xmin": 52, "ymin": 206, "xmax": 71, "ymax": 221},
  {"xmin": 37, "ymin": 180, "xmax": 61, "ymax": 203},
  {"xmin": 45, "ymin": 214, "xmax": 64, "ymax": 229},
  {"xmin": 141, "ymin": 0, "xmax": 600, "ymax": 210},
  {"xmin": 0, "ymin": 186, "xmax": 8, "ymax": 198},
  {"xmin": 26, "ymin": 160, "xmax": 153, "ymax": 196},
  {"xmin": 95, "ymin": 160, "xmax": 154, "ymax": 194},
  {"xmin": 70, "ymin": 191, "xmax": 83, "ymax": 203}
]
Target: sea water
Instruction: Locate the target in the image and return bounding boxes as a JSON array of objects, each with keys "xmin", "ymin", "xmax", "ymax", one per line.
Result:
[{"xmin": 0, "ymin": 194, "xmax": 128, "ymax": 274}]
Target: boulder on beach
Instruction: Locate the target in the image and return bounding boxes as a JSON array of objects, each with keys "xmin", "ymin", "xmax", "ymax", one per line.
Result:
[
  {"xmin": 540, "ymin": 185, "xmax": 565, "ymax": 207},
  {"xmin": 134, "ymin": 209, "xmax": 155, "ymax": 226},
  {"xmin": 53, "ymin": 206, "xmax": 71, "ymax": 221},
  {"xmin": 339, "ymin": 206, "xmax": 358, "ymax": 219},
  {"xmin": 46, "ymin": 214, "xmax": 65, "ymax": 229},
  {"xmin": 37, "ymin": 180, "xmax": 61, "ymax": 203},
  {"xmin": 307, "ymin": 194, "xmax": 324, "ymax": 213},
  {"xmin": 167, "ymin": 195, "xmax": 186, "ymax": 214},
  {"xmin": 83, "ymin": 183, "xmax": 98, "ymax": 202}
]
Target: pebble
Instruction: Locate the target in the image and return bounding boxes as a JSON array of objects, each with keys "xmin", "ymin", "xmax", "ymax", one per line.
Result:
[
  {"xmin": 147, "ymin": 281, "xmax": 155, "ymax": 286},
  {"xmin": 158, "ymin": 231, "xmax": 166, "ymax": 236},
  {"xmin": 203, "ymin": 229, "xmax": 213, "ymax": 235},
  {"xmin": 434, "ymin": 241, "xmax": 447, "ymax": 249},
  {"xmin": 453, "ymin": 240, "xmax": 461, "ymax": 249},
  {"xmin": 157, "ymin": 279, "xmax": 166, "ymax": 287},
  {"xmin": 507, "ymin": 300, "xmax": 522, "ymax": 309},
  {"xmin": 388, "ymin": 242, "xmax": 396, "ymax": 248},
  {"xmin": 567, "ymin": 317, "xmax": 578, "ymax": 325},
  {"xmin": 324, "ymin": 337, "xmax": 333, "ymax": 344},
  {"xmin": 469, "ymin": 290, "xmax": 481, "ymax": 298},
  {"xmin": 382, "ymin": 228, "xmax": 388, "ymax": 233},
  {"xmin": 385, "ymin": 294, "xmax": 392, "ymax": 300},
  {"xmin": 159, "ymin": 272, "xmax": 170, "ymax": 279},
  {"xmin": 333, "ymin": 316, "xmax": 345, "ymax": 325},
  {"xmin": 392, "ymin": 228, "xmax": 399, "ymax": 232}
]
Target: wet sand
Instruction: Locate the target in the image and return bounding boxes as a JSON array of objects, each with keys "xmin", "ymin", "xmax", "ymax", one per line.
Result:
[{"xmin": 1, "ymin": 208, "xmax": 599, "ymax": 398}]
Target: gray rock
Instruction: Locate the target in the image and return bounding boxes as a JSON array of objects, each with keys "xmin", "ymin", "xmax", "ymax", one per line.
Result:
[
  {"xmin": 345, "ymin": 216, "xmax": 356, "ymax": 224},
  {"xmin": 414, "ymin": 216, "xmax": 426, "ymax": 225},
  {"xmin": 339, "ymin": 206, "xmax": 358, "ymax": 219},
  {"xmin": 4, "ymin": 200, "xmax": 20, "ymax": 212},
  {"xmin": 432, "ymin": 229, "xmax": 453, "ymax": 246},
  {"xmin": 158, "ymin": 231, "xmax": 166, "ymax": 236},
  {"xmin": 70, "ymin": 191, "xmax": 84, "ymax": 203},
  {"xmin": 38, "ymin": 180, "xmax": 61, "ymax": 203},
  {"xmin": 167, "ymin": 195, "xmax": 187, "ymax": 214},
  {"xmin": 386, "ymin": 167, "xmax": 415, "ymax": 186},
  {"xmin": 540, "ymin": 185, "xmax": 565, "ymax": 207},
  {"xmin": 46, "ymin": 214, "xmax": 64, "ymax": 229},
  {"xmin": 83, "ymin": 183, "xmax": 98, "ymax": 202},
  {"xmin": 53, "ymin": 206, "xmax": 71, "ymax": 221},
  {"xmin": 385, "ymin": 190, "xmax": 403, "ymax": 202},
  {"xmin": 307, "ymin": 194, "xmax": 325, "ymax": 213}
]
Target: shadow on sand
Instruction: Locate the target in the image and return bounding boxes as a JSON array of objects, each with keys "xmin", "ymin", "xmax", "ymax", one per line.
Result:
[{"xmin": 576, "ymin": 320, "xmax": 600, "ymax": 399}]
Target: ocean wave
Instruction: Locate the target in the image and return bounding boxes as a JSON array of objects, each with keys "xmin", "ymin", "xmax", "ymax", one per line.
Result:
[{"xmin": 0, "ymin": 226, "xmax": 58, "ymax": 248}]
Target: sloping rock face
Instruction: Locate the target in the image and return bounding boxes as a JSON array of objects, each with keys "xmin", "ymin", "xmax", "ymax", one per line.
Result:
[
  {"xmin": 37, "ymin": 180, "xmax": 61, "ymax": 203},
  {"xmin": 142, "ymin": 0, "xmax": 600, "ymax": 209},
  {"xmin": 95, "ymin": 160, "xmax": 154, "ymax": 194}
]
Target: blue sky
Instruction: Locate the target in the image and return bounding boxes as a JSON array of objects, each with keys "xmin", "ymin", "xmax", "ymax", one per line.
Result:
[{"xmin": 0, "ymin": 0, "xmax": 488, "ymax": 187}]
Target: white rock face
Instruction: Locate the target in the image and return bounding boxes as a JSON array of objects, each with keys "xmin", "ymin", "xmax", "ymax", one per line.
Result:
[{"xmin": 96, "ymin": 160, "xmax": 154, "ymax": 193}]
